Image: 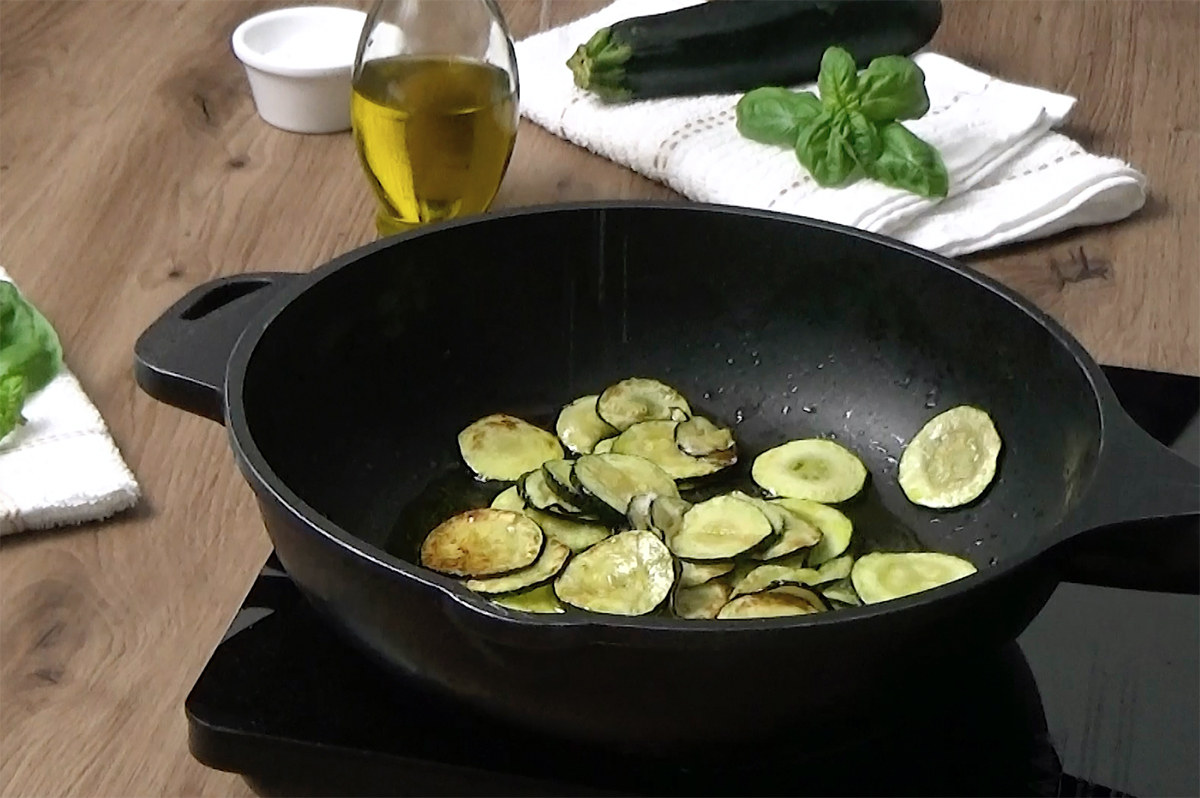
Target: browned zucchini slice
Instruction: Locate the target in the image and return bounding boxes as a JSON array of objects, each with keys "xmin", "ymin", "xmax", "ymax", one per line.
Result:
[
  {"xmin": 717, "ymin": 587, "xmax": 824, "ymax": 619},
  {"xmin": 596, "ymin": 377, "xmax": 691, "ymax": 431},
  {"xmin": 673, "ymin": 580, "xmax": 732, "ymax": 619},
  {"xmin": 465, "ymin": 539, "xmax": 572, "ymax": 594},
  {"xmin": 458, "ymin": 414, "xmax": 564, "ymax": 482},
  {"xmin": 556, "ymin": 394, "xmax": 619, "ymax": 455},
  {"xmin": 554, "ymin": 530, "xmax": 675, "ymax": 615},
  {"xmin": 668, "ymin": 494, "xmax": 774, "ymax": 560},
  {"xmin": 420, "ymin": 509, "xmax": 543, "ymax": 577}
]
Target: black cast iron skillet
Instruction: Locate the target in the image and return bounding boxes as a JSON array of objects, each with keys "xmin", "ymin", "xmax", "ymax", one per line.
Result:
[{"xmin": 134, "ymin": 202, "xmax": 1198, "ymax": 754}]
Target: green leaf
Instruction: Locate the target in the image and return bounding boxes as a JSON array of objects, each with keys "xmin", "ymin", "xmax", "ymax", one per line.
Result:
[
  {"xmin": 866, "ymin": 122, "xmax": 949, "ymax": 198},
  {"xmin": 846, "ymin": 110, "xmax": 882, "ymax": 168},
  {"xmin": 856, "ymin": 55, "xmax": 931, "ymax": 122},
  {"xmin": 795, "ymin": 110, "xmax": 857, "ymax": 187},
  {"xmin": 736, "ymin": 88, "xmax": 822, "ymax": 147},
  {"xmin": 0, "ymin": 280, "xmax": 63, "ymax": 442},
  {"xmin": 0, "ymin": 373, "xmax": 27, "ymax": 442},
  {"xmin": 817, "ymin": 46, "xmax": 859, "ymax": 111}
]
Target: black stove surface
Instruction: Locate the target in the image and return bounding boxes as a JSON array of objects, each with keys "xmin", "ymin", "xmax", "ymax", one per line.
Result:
[{"xmin": 185, "ymin": 366, "xmax": 1200, "ymax": 797}]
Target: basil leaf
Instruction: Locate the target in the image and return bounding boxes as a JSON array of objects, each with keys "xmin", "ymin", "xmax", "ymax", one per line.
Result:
[
  {"xmin": 0, "ymin": 280, "xmax": 63, "ymax": 442},
  {"xmin": 736, "ymin": 88, "xmax": 822, "ymax": 147},
  {"xmin": 856, "ymin": 55, "xmax": 931, "ymax": 122},
  {"xmin": 796, "ymin": 110, "xmax": 857, "ymax": 187},
  {"xmin": 866, "ymin": 122, "xmax": 949, "ymax": 198},
  {"xmin": 817, "ymin": 46, "xmax": 858, "ymax": 111},
  {"xmin": 846, "ymin": 111, "xmax": 882, "ymax": 168}
]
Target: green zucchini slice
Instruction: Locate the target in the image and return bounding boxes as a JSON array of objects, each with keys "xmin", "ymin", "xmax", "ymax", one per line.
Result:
[
  {"xmin": 542, "ymin": 458, "xmax": 585, "ymax": 504},
  {"xmin": 490, "ymin": 485, "xmax": 526, "ymax": 511},
  {"xmin": 650, "ymin": 495, "xmax": 692, "ymax": 540},
  {"xmin": 596, "ymin": 378, "xmax": 691, "ymax": 431},
  {"xmin": 611, "ymin": 420, "xmax": 730, "ymax": 479},
  {"xmin": 627, "ymin": 492, "xmax": 657, "ymax": 532},
  {"xmin": 556, "ymin": 394, "xmax": 618, "ymax": 455},
  {"xmin": 752, "ymin": 439, "xmax": 868, "ymax": 503},
  {"xmin": 851, "ymin": 551, "xmax": 978, "ymax": 605},
  {"xmin": 773, "ymin": 498, "xmax": 853, "ymax": 566},
  {"xmin": 820, "ymin": 577, "xmax": 861, "ymax": 607},
  {"xmin": 810, "ymin": 554, "xmax": 854, "ymax": 585},
  {"xmin": 675, "ymin": 416, "xmax": 735, "ymax": 457},
  {"xmin": 679, "ymin": 560, "xmax": 735, "ymax": 588},
  {"xmin": 465, "ymin": 539, "xmax": 572, "ymax": 594},
  {"xmin": 717, "ymin": 587, "xmax": 824, "ymax": 619},
  {"xmin": 554, "ymin": 530, "xmax": 675, "ymax": 615},
  {"xmin": 525, "ymin": 508, "xmax": 612, "ymax": 553},
  {"xmin": 730, "ymin": 564, "xmax": 820, "ymax": 597},
  {"xmin": 736, "ymin": 495, "xmax": 822, "ymax": 561},
  {"xmin": 898, "ymin": 405, "xmax": 1003, "ymax": 509},
  {"xmin": 420, "ymin": 509, "xmax": 543, "ymax": 577},
  {"xmin": 668, "ymin": 494, "xmax": 774, "ymax": 560},
  {"xmin": 573, "ymin": 452, "xmax": 680, "ymax": 515},
  {"xmin": 592, "ymin": 437, "xmax": 616, "ymax": 454},
  {"xmin": 674, "ymin": 581, "xmax": 732, "ymax": 620},
  {"xmin": 491, "ymin": 584, "xmax": 565, "ymax": 614},
  {"xmin": 458, "ymin": 414, "xmax": 564, "ymax": 482},
  {"xmin": 520, "ymin": 469, "xmax": 582, "ymax": 514}
]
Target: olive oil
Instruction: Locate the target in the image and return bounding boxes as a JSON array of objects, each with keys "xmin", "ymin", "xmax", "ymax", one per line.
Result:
[{"xmin": 351, "ymin": 56, "xmax": 518, "ymax": 235}]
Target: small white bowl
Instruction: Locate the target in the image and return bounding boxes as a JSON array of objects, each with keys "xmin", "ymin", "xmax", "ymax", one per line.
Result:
[{"xmin": 232, "ymin": 5, "xmax": 367, "ymax": 134}]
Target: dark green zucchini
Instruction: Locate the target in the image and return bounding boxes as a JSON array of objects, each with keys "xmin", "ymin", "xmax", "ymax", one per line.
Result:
[{"xmin": 567, "ymin": 0, "xmax": 943, "ymax": 103}]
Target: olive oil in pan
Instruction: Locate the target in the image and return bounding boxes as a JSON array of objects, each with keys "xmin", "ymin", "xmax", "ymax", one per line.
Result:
[{"xmin": 351, "ymin": 56, "xmax": 518, "ymax": 236}]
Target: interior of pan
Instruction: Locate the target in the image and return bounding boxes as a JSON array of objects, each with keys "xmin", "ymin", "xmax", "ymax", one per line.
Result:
[{"xmin": 237, "ymin": 204, "xmax": 1103, "ymax": 577}]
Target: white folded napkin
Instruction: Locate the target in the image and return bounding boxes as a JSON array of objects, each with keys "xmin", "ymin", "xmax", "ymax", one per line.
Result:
[
  {"xmin": 514, "ymin": 0, "xmax": 1146, "ymax": 257},
  {"xmin": 0, "ymin": 267, "xmax": 141, "ymax": 536}
]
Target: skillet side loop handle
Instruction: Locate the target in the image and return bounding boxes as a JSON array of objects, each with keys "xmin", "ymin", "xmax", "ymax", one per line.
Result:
[
  {"xmin": 133, "ymin": 273, "xmax": 295, "ymax": 424},
  {"xmin": 1056, "ymin": 409, "xmax": 1199, "ymax": 595}
]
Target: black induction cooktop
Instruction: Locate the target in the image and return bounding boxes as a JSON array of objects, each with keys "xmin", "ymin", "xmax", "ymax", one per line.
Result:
[{"xmin": 185, "ymin": 365, "xmax": 1200, "ymax": 797}]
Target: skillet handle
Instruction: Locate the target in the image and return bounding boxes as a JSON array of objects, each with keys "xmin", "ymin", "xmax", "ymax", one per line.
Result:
[
  {"xmin": 133, "ymin": 273, "xmax": 295, "ymax": 424},
  {"xmin": 1054, "ymin": 406, "xmax": 1199, "ymax": 595}
]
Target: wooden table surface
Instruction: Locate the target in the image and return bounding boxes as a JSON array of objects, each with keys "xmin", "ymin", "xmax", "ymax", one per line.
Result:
[{"xmin": 0, "ymin": 1, "xmax": 1196, "ymax": 795}]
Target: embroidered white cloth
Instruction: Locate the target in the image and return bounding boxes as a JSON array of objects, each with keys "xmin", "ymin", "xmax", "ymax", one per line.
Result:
[
  {"xmin": 0, "ymin": 267, "xmax": 141, "ymax": 535},
  {"xmin": 513, "ymin": 0, "xmax": 1146, "ymax": 257}
]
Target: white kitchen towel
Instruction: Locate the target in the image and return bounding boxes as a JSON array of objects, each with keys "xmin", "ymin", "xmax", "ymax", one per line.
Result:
[
  {"xmin": 514, "ymin": 0, "xmax": 1146, "ymax": 257},
  {"xmin": 0, "ymin": 267, "xmax": 141, "ymax": 536}
]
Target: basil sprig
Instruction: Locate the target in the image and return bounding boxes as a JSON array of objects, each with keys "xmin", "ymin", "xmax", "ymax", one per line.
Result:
[{"xmin": 736, "ymin": 47, "xmax": 948, "ymax": 198}]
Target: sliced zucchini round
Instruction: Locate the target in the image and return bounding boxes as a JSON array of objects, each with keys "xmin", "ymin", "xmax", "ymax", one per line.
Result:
[
  {"xmin": 524, "ymin": 508, "xmax": 612, "ymax": 553},
  {"xmin": 851, "ymin": 551, "xmax": 978, "ymax": 605},
  {"xmin": 730, "ymin": 564, "xmax": 820, "ymax": 597},
  {"xmin": 736, "ymin": 495, "xmax": 822, "ymax": 561},
  {"xmin": 668, "ymin": 494, "xmax": 774, "ymax": 560},
  {"xmin": 420, "ymin": 509, "xmax": 543, "ymax": 577},
  {"xmin": 596, "ymin": 378, "xmax": 691, "ymax": 431},
  {"xmin": 520, "ymin": 469, "xmax": 582, "ymax": 514},
  {"xmin": 717, "ymin": 587, "xmax": 823, "ymax": 619},
  {"xmin": 773, "ymin": 498, "xmax": 854, "ymax": 566},
  {"xmin": 592, "ymin": 437, "xmax": 616, "ymax": 454},
  {"xmin": 554, "ymin": 530, "xmax": 675, "ymax": 616},
  {"xmin": 465, "ymin": 539, "xmax": 572, "ymax": 594},
  {"xmin": 491, "ymin": 583, "xmax": 565, "ymax": 614},
  {"xmin": 673, "ymin": 581, "xmax": 732, "ymax": 620},
  {"xmin": 490, "ymin": 485, "xmax": 526, "ymax": 511},
  {"xmin": 626, "ymin": 492, "xmax": 657, "ymax": 532},
  {"xmin": 678, "ymin": 560, "xmax": 735, "ymax": 588},
  {"xmin": 650, "ymin": 495, "xmax": 692, "ymax": 540},
  {"xmin": 542, "ymin": 458, "xmax": 586, "ymax": 504},
  {"xmin": 573, "ymin": 452, "xmax": 680, "ymax": 515},
  {"xmin": 675, "ymin": 415, "xmax": 735, "ymax": 457},
  {"xmin": 611, "ymin": 420, "xmax": 730, "ymax": 480},
  {"xmin": 810, "ymin": 553, "xmax": 854, "ymax": 585},
  {"xmin": 458, "ymin": 414, "xmax": 564, "ymax": 482},
  {"xmin": 751, "ymin": 439, "xmax": 868, "ymax": 503},
  {"xmin": 819, "ymin": 577, "xmax": 861, "ymax": 607},
  {"xmin": 556, "ymin": 395, "xmax": 618, "ymax": 455},
  {"xmin": 898, "ymin": 405, "xmax": 1003, "ymax": 509}
]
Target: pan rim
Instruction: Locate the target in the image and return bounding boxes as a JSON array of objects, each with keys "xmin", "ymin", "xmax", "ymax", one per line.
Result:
[{"xmin": 223, "ymin": 200, "xmax": 1119, "ymax": 635}]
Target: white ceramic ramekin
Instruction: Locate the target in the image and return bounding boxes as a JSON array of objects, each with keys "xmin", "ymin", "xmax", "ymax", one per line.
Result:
[{"xmin": 231, "ymin": 6, "xmax": 367, "ymax": 135}]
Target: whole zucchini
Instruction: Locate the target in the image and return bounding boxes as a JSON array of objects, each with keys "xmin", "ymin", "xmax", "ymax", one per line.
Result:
[{"xmin": 566, "ymin": 0, "xmax": 943, "ymax": 102}]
